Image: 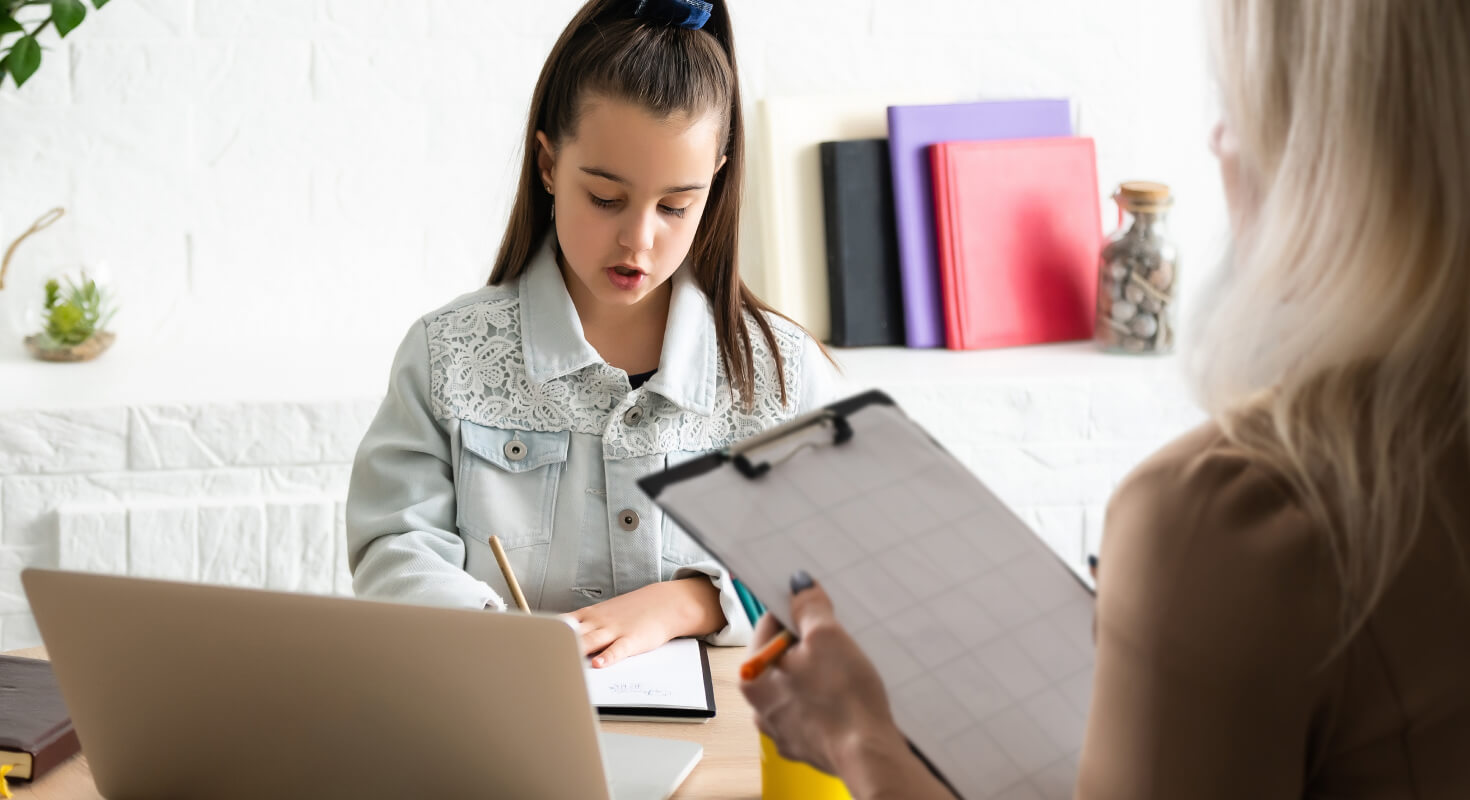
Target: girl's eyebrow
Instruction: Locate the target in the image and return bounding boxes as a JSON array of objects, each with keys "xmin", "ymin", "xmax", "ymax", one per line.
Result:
[{"xmin": 579, "ymin": 166, "xmax": 706, "ymax": 194}]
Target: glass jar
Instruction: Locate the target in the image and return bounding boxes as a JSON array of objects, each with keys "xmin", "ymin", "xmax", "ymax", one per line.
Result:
[{"xmin": 1095, "ymin": 182, "xmax": 1179, "ymax": 354}]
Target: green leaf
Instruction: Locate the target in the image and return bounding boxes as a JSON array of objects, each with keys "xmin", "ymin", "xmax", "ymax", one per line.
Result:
[
  {"xmin": 6, "ymin": 33, "xmax": 38, "ymax": 86},
  {"xmin": 91, "ymin": 0, "xmax": 108, "ymax": 7},
  {"xmin": 1, "ymin": 16, "xmax": 23, "ymax": 34},
  {"xmin": 51, "ymin": 0, "xmax": 84, "ymax": 37}
]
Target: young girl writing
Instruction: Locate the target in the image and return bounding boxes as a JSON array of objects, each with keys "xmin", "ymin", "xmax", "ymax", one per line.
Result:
[{"xmin": 345, "ymin": 0, "xmax": 838, "ymax": 668}]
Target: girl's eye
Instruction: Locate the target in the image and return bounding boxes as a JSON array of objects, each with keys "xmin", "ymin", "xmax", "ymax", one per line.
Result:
[
  {"xmin": 589, "ymin": 194, "xmax": 619, "ymax": 209},
  {"xmin": 660, "ymin": 205, "xmax": 688, "ymax": 219}
]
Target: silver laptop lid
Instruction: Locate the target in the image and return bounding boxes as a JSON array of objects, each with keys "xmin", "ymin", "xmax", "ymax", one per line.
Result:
[{"xmin": 22, "ymin": 568, "xmax": 617, "ymax": 800}]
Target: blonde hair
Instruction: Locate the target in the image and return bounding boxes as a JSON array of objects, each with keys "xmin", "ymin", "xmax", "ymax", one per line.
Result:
[{"xmin": 1193, "ymin": 0, "xmax": 1470, "ymax": 639}]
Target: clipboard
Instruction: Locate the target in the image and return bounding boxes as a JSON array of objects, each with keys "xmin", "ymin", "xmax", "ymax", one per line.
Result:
[{"xmin": 639, "ymin": 391, "xmax": 1095, "ymax": 800}]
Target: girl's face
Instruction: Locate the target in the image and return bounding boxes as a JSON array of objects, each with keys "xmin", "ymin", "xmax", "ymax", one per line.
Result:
[{"xmin": 538, "ymin": 97, "xmax": 726, "ymax": 312}]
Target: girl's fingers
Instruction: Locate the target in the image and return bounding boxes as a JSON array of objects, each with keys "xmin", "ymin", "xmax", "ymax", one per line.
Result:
[
  {"xmin": 590, "ymin": 636, "xmax": 637, "ymax": 669},
  {"xmin": 578, "ymin": 624, "xmax": 618, "ymax": 657}
]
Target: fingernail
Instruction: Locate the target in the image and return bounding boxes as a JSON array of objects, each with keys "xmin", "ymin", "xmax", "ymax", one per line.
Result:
[{"xmin": 790, "ymin": 570, "xmax": 814, "ymax": 594}]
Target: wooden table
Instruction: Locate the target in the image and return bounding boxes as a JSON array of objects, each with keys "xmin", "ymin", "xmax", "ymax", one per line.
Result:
[{"xmin": 5, "ymin": 645, "xmax": 760, "ymax": 799}]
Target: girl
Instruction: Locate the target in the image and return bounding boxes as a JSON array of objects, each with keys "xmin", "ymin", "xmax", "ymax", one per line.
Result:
[{"xmin": 345, "ymin": 0, "xmax": 838, "ymax": 668}]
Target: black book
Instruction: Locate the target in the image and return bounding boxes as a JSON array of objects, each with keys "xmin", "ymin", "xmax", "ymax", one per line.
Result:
[{"xmin": 820, "ymin": 138, "xmax": 906, "ymax": 347}]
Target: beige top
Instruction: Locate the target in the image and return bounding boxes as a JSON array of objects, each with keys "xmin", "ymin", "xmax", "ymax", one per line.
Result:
[{"xmin": 1078, "ymin": 423, "xmax": 1470, "ymax": 798}]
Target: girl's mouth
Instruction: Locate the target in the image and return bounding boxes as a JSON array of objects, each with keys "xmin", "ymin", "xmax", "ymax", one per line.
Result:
[{"xmin": 605, "ymin": 265, "xmax": 647, "ymax": 291}]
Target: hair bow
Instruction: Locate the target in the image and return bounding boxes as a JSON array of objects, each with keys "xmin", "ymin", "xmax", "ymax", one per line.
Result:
[{"xmin": 633, "ymin": 0, "xmax": 712, "ymax": 31}]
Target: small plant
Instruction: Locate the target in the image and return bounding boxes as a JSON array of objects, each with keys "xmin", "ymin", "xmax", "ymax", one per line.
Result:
[
  {"xmin": 37, "ymin": 273, "xmax": 114, "ymax": 347},
  {"xmin": 25, "ymin": 271, "xmax": 118, "ymax": 361}
]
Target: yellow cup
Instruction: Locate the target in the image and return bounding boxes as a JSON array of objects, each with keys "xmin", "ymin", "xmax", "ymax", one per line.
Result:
[{"xmin": 758, "ymin": 732, "xmax": 853, "ymax": 799}]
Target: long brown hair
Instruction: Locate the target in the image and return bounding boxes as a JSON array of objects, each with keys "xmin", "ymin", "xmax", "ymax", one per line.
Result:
[{"xmin": 489, "ymin": 0, "xmax": 796, "ymax": 408}]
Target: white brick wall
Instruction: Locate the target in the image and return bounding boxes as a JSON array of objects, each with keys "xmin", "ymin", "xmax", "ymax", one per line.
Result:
[
  {"xmin": 0, "ymin": 0, "xmax": 1223, "ymax": 345},
  {"xmin": 0, "ymin": 347, "xmax": 1205, "ymax": 651},
  {"xmin": 0, "ymin": 400, "xmax": 376, "ymax": 648},
  {"xmin": 0, "ymin": 1, "xmax": 1221, "ymax": 648}
]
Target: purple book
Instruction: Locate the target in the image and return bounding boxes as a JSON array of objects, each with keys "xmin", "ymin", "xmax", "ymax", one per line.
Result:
[{"xmin": 888, "ymin": 99, "xmax": 1074, "ymax": 347}]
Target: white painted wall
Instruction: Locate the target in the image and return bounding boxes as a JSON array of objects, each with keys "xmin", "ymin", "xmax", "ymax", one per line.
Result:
[
  {"xmin": 0, "ymin": 0, "xmax": 1225, "ymax": 649},
  {"xmin": 0, "ymin": 0, "xmax": 1224, "ymax": 347}
]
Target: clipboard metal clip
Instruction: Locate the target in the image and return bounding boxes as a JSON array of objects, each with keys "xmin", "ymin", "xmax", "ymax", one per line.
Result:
[{"xmin": 727, "ymin": 409, "xmax": 854, "ymax": 480}]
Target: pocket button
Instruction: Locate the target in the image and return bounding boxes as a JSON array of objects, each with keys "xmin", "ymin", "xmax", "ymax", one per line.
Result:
[
  {"xmin": 617, "ymin": 509, "xmax": 640, "ymax": 531},
  {"xmin": 503, "ymin": 440, "xmax": 529, "ymax": 462}
]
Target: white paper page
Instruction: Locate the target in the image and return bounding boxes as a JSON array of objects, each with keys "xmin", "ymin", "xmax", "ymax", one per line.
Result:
[
  {"xmin": 654, "ymin": 400, "xmax": 1095, "ymax": 800},
  {"xmin": 584, "ymin": 639, "xmax": 708, "ymax": 710}
]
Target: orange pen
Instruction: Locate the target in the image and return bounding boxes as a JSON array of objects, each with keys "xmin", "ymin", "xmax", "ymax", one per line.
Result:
[{"xmin": 740, "ymin": 630, "xmax": 796, "ymax": 681}]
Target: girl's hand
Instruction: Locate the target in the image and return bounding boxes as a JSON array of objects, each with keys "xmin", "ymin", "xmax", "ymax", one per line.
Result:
[{"xmin": 564, "ymin": 576, "xmax": 725, "ymax": 668}]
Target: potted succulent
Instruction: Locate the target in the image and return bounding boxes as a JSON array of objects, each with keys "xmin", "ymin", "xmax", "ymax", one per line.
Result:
[
  {"xmin": 24, "ymin": 271, "xmax": 117, "ymax": 361},
  {"xmin": 3, "ymin": 1, "xmax": 114, "ymax": 359}
]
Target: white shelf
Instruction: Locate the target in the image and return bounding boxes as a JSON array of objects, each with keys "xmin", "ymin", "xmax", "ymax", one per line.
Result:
[
  {"xmin": 832, "ymin": 342, "xmax": 1183, "ymax": 388},
  {"xmin": 0, "ymin": 324, "xmax": 1185, "ymax": 415}
]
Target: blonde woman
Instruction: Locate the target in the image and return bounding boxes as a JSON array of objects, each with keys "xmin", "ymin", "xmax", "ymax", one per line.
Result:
[{"xmin": 739, "ymin": 0, "xmax": 1470, "ymax": 796}]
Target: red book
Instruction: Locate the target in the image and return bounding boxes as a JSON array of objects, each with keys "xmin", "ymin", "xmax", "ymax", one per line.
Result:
[{"xmin": 931, "ymin": 137, "xmax": 1101, "ymax": 350}]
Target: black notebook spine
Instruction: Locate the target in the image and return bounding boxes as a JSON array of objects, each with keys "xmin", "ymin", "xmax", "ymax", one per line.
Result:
[
  {"xmin": 819, "ymin": 139, "xmax": 906, "ymax": 347},
  {"xmin": 820, "ymin": 142, "xmax": 849, "ymax": 346}
]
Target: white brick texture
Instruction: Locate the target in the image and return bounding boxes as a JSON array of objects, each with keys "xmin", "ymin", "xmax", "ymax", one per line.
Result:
[
  {"xmin": 0, "ymin": 0, "xmax": 1222, "ymax": 346},
  {"xmin": 0, "ymin": 368, "xmax": 1203, "ymax": 650},
  {"xmin": 0, "ymin": 0, "xmax": 1221, "ymax": 649}
]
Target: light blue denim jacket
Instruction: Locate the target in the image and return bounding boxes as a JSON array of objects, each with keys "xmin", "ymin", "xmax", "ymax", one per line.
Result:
[{"xmin": 345, "ymin": 243, "xmax": 840, "ymax": 645}]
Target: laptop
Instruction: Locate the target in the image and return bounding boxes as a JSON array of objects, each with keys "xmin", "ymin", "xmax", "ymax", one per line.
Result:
[{"xmin": 20, "ymin": 568, "xmax": 702, "ymax": 800}]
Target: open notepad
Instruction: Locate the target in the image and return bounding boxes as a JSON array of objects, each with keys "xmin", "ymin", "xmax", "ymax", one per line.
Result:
[
  {"xmin": 585, "ymin": 639, "xmax": 716, "ymax": 723},
  {"xmin": 639, "ymin": 391, "xmax": 1096, "ymax": 799}
]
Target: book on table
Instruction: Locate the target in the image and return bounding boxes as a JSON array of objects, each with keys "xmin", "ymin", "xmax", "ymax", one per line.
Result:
[{"xmin": 0, "ymin": 654, "xmax": 81, "ymax": 783}]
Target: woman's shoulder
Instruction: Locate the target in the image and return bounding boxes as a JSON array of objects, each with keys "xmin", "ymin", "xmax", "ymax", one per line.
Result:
[
  {"xmin": 1107, "ymin": 422, "xmax": 1318, "ymax": 571},
  {"xmin": 1101, "ymin": 421, "xmax": 1341, "ymax": 671}
]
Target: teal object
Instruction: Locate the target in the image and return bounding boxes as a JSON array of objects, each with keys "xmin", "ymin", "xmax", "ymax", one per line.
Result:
[{"xmin": 733, "ymin": 578, "xmax": 766, "ymax": 624}]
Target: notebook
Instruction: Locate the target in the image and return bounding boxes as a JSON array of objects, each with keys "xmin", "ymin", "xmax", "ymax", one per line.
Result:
[
  {"xmin": 932, "ymin": 137, "xmax": 1102, "ymax": 350},
  {"xmin": 588, "ymin": 639, "xmax": 716, "ymax": 723},
  {"xmin": 639, "ymin": 391, "xmax": 1096, "ymax": 800},
  {"xmin": 887, "ymin": 99, "xmax": 1074, "ymax": 348},
  {"xmin": 0, "ymin": 655, "xmax": 81, "ymax": 783},
  {"xmin": 820, "ymin": 139, "xmax": 906, "ymax": 347}
]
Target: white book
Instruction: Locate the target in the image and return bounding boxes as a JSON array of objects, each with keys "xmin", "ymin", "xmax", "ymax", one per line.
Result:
[{"xmin": 585, "ymin": 638, "xmax": 715, "ymax": 723}]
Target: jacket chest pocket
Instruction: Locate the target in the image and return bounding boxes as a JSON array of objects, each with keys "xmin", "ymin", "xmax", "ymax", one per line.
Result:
[
  {"xmin": 660, "ymin": 449, "xmax": 717, "ymax": 570},
  {"xmin": 457, "ymin": 423, "xmax": 570, "ymax": 550}
]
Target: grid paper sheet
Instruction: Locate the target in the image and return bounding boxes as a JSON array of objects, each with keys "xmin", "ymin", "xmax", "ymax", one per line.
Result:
[{"xmin": 651, "ymin": 399, "xmax": 1094, "ymax": 800}]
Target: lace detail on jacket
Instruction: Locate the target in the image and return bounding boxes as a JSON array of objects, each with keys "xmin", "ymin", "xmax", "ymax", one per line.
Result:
[{"xmin": 427, "ymin": 295, "xmax": 805, "ymax": 458}]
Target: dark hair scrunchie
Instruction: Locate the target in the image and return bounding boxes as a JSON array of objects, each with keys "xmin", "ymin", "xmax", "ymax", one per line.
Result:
[{"xmin": 633, "ymin": 0, "xmax": 712, "ymax": 31}]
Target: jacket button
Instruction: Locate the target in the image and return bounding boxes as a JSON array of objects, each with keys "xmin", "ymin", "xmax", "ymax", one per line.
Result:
[
  {"xmin": 503, "ymin": 440, "xmax": 528, "ymax": 462},
  {"xmin": 622, "ymin": 406, "xmax": 644, "ymax": 426},
  {"xmin": 617, "ymin": 510, "xmax": 640, "ymax": 531}
]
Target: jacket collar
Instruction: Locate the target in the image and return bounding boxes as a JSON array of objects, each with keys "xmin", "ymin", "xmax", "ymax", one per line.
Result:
[{"xmin": 519, "ymin": 241, "xmax": 719, "ymax": 416}]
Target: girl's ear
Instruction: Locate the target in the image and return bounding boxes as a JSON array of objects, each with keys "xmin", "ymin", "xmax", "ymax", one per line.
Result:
[
  {"xmin": 715, "ymin": 154, "xmax": 728, "ymax": 174},
  {"xmin": 535, "ymin": 131, "xmax": 557, "ymax": 193}
]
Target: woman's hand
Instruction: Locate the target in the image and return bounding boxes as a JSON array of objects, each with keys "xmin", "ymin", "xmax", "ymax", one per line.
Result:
[
  {"xmin": 741, "ymin": 575, "xmax": 954, "ymax": 798},
  {"xmin": 739, "ymin": 578, "xmax": 904, "ymax": 772},
  {"xmin": 564, "ymin": 576, "xmax": 725, "ymax": 668}
]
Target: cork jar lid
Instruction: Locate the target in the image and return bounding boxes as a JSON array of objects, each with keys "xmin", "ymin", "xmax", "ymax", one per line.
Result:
[{"xmin": 1116, "ymin": 181, "xmax": 1173, "ymax": 211}]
